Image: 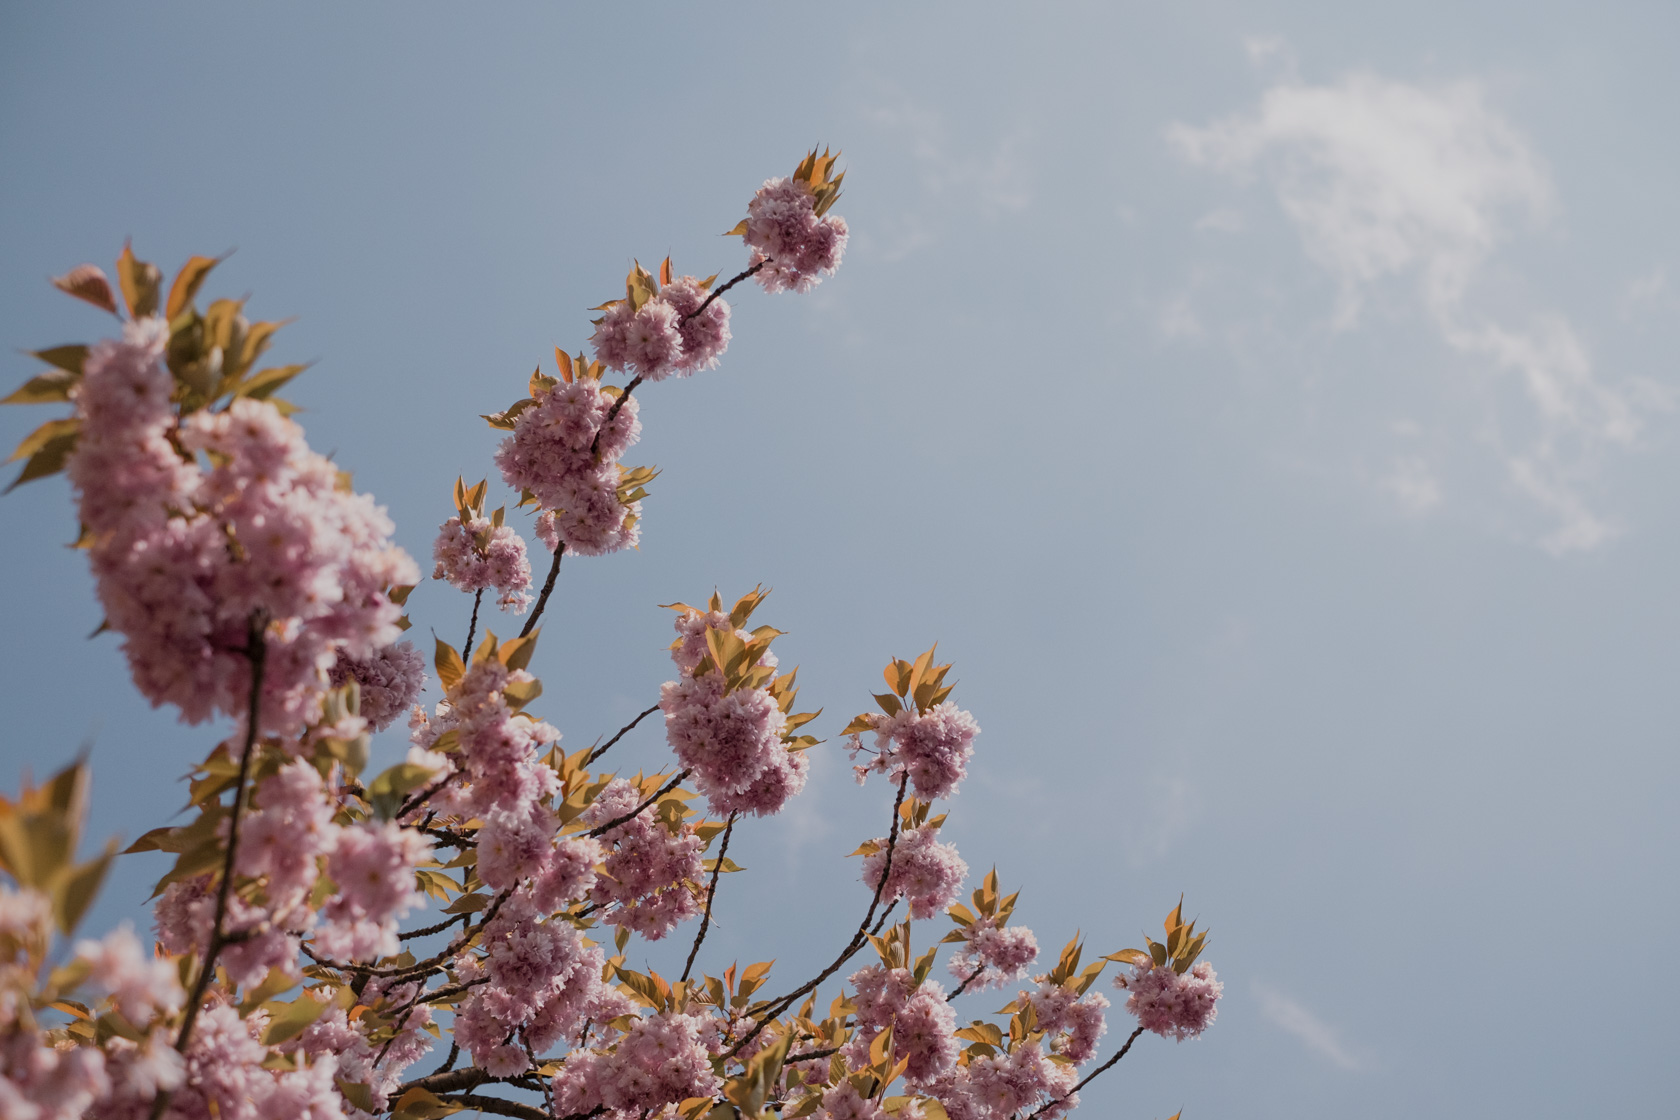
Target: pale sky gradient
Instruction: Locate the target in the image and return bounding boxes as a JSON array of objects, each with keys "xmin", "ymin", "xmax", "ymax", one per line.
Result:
[{"xmin": 3, "ymin": 4, "xmax": 1678, "ymax": 1117}]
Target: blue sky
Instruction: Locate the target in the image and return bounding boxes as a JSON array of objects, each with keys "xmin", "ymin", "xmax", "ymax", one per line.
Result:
[{"xmin": 3, "ymin": 3, "xmax": 1678, "ymax": 1116}]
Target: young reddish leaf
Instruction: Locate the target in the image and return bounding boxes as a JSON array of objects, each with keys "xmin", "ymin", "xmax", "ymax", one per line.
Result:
[{"xmin": 51, "ymin": 265, "xmax": 118, "ymax": 315}]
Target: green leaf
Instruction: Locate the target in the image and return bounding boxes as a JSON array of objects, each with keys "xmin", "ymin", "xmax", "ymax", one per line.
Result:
[
  {"xmin": 260, "ymin": 992, "xmax": 330, "ymax": 1044},
  {"xmin": 6, "ymin": 427, "xmax": 79, "ymax": 492},
  {"xmin": 434, "ymin": 639, "xmax": 465, "ymax": 693},
  {"xmin": 116, "ymin": 243, "xmax": 161, "ymax": 318},
  {"xmin": 166, "ymin": 255, "xmax": 221, "ymax": 320},
  {"xmin": 9, "ymin": 417, "xmax": 80, "ymax": 463},
  {"xmin": 336, "ymin": 1080, "xmax": 377, "ymax": 1113},
  {"xmin": 2, "ymin": 368, "xmax": 79, "ymax": 405},
  {"xmin": 51, "ymin": 839, "xmax": 117, "ymax": 935},
  {"xmin": 237, "ymin": 363, "xmax": 310, "ymax": 400}
]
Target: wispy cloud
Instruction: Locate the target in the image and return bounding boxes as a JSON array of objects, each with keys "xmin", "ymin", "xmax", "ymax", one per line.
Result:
[
  {"xmin": 1254, "ymin": 982, "xmax": 1366, "ymax": 1070},
  {"xmin": 1169, "ymin": 62, "xmax": 1666, "ymax": 552}
]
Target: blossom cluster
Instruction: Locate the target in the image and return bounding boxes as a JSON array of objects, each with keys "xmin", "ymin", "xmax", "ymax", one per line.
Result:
[
  {"xmin": 0, "ymin": 156, "xmax": 1223, "ymax": 1120},
  {"xmin": 1115, "ymin": 961, "xmax": 1223, "ymax": 1042},
  {"xmin": 432, "ymin": 513, "xmax": 533, "ymax": 612},
  {"xmin": 742, "ymin": 176, "xmax": 849, "ymax": 294},
  {"xmin": 659, "ymin": 602, "xmax": 812, "ymax": 818},
  {"xmin": 861, "ymin": 822, "xmax": 969, "ymax": 920},
  {"xmin": 67, "ymin": 320, "xmax": 416, "ymax": 737},
  {"xmin": 591, "ymin": 271, "xmax": 733, "ymax": 382},
  {"xmin": 495, "ymin": 366, "xmax": 645, "ymax": 556}
]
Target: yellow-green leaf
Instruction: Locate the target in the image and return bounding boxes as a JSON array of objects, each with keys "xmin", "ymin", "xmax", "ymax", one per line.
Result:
[{"xmin": 116, "ymin": 243, "xmax": 161, "ymax": 318}]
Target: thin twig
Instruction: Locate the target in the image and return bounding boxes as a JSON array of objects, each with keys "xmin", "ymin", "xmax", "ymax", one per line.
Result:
[
  {"xmin": 520, "ymin": 1032, "xmax": 557, "ymax": 1118},
  {"xmin": 721, "ymin": 774, "xmax": 909, "ymax": 1060},
  {"xmin": 463, "ymin": 587, "xmax": 485, "ymax": 661},
  {"xmin": 586, "ymin": 705, "xmax": 662, "ymax": 765},
  {"xmin": 949, "ymin": 964, "xmax": 986, "ymax": 998},
  {"xmin": 150, "ymin": 613, "xmax": 267, "ymax": 1118},
  {"xmin": 588, "ymin": 378, "xmax": 643, "ymax": 458},
  {"xmin": 445, "ymin": 1094, "xmax": 553, "ymax": 1120},
  {"xmin": 429, "ymin": 1042, "xmax": 461, "ymax": 1078},
  {"xmin": 397, "ymin": 1067, "xmax": 489, "ymax": 1097},
  {"xmin": 520, "ymin": 544, "xmax": 563, "ymax": 638},
  {"xmin": 681, "ymin": 813, "xmax": 737, "ymax": 981},
  {"xmin": 1026, "ymin": 1024, "xmax": 1147, "ymax": 1118},
  {"xmin": 398, "ymin": 912, "xmax": 470, "ymax": 942},
  {"xmin": 585, "ymin": 770, "xmax": 692, "ymax": 838},
  {"xmin": 785, "ymin": 1047, "xmax": 839, "ymax": 1064},
  {"xmin": 398, "ymin": 772, "xmax": 459, "ymax": 822},
  {"xmin": 683, "ymin": 261, "xmax": 767, "ymax": 323}
]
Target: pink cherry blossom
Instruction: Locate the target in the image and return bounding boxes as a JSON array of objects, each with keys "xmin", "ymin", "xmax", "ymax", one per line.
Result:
[
  {"xmin": 1116, "ymin": 961, "xmax": 1222, "ymax": 1041},
  {"xmin": 742, "ymin": 177, "xmax": 848, "ymax": 294},
  {"xmin": 330, "ymin": 641, "xmax": 425, "ymax": 731},
  {"xmin": 432, "ymin": 515, "xmax": 533, "ymax": 612},
  {"xmin": 860, "ymin": 825, "xmax": 967, "ymax": 920},
  {"xmin": 591, "ymin": 298, "xmax": 684, "ymax": 381}
]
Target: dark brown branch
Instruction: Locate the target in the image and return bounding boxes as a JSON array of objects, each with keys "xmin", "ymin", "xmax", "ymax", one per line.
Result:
[
  {"xmin": 463, "ymin": 587, "xmax": 485, "ymax": 662},
  {"xmin": 681, "ymin": 813, "xmax": 737, "ymax": 981},
  {"xmin": 1026, "ymin": 1024, "xmax": 1147, "ymax": 1118},
  {"xmin": 399, "ymin": 912, "xmax": 470, "ymax": 942},
  {"xmin": 786, "ymin": 1047, "xmax": 839, "ymax": 1064},
  {"xmin": 950, "ymin": 964, "xmax": 986, "ymax": 999},
  {"xmin": 445, "ymin": 1094, "xmax": 553, "ymax": 1120},
  {"xmin": 683, "ymin": 261, "xmax": 767, "ymax": 323},
  {"xmin": 429, "ymin": 1041, "xmax": 461, "ymax": 1078},
  {"xmin": 520, "ymin": 1032, "xmax": 557, "ymax": 1118},
  {"xmin": 587, "ymin": 705, "xmax": 662, "ymax": 765},
  {"xmin": 398, "ymin": 1067, "xmax": 489, "ymax": 1097},
  {"xmin": 588, "ymin": 378, "xmax": 643, "ymax": 459},
  {"xmin": 585, "ymin": 769, "xmax": 691, "ymax": 838},
  {"xmin": 398, "ymin": 773, "xmax": 460, "ymax": 823},
  {"xmin": 722, "ymin": 774, "xmax": 909, "ymax": 1060},
  {"xmin": 151, "ymin": 613, "xmax": 268, "ymax": 1118},
  {"xmin": 520, "ymin": 543, "xmax": 563, "ymax": 638}
]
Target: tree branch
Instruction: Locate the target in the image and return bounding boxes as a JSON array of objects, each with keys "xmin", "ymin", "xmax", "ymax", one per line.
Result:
[
  {"xmin": 681, "ymin": 812, "xmax": 736, "ymax": 981},
  {"xmin": 150, "ymin": 613, "xmax": 268, "ymax": 1118},
  {"xmin": 721, "ymin": 774, "xmax": 908, "ymax": 1060},
  {"xmin": 586, "ymin": 704, "xmax": 662, "ymax": 766},
  {"xmin": 445, "ymin": 1094, "xmax": 553, "ymax": 1120},
  {"xmin": 520, "ymin": 543, "xmax": 564, "ymax": 639},
  {"xmin": 1027, "ymin": 1024, "xmax": 1147, "ymax": 1118},
  {"xmin": 949, "ymin": 964, "xmax": 986, "ymax": 999},
  {"xmin": 585, "ymin": 770, "xmax": 691, "ymax": 839},
  {"xmin": 463, "ymin": 587, "xmax": 485, "ymax": 661},
  {"xmin": 682, "ymin": 261, "xmax": 767, "ymax": 323},
  {"xmin": 589, "ymin": 377, "xmax": 643, "ymax": 459}
]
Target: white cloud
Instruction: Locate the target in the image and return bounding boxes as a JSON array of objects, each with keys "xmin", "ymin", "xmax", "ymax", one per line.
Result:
[
  {"xmin": 1195, "ymin": 207, "xmax": 1244, "ymax": 234},
  {"xmin": 1170, "ymin": 63, "xmax": 1663, "ymax": 552},
  {"xmin": 1158, "ymin": 295, "xmax": 1204, "ymax": 340},
  {"xmin": 1382, "ymin": 455, "xmax": 1442, "ymax": 514},
  {"xmin": 1254, "ymin": 982, "xmax": 1365, "ymax": 1070},
  {"xmin": 1120, "ymin": 773, "xmax": 1200, "ymax": 865}
]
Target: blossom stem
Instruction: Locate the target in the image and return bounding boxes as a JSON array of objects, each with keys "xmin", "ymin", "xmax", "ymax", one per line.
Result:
[
  {"xmin": 152, "ymin": 612, "xmax": 267, "ymax": 1118},
  {"xmin": 397, "ymin": 772, "xmax": 460, "ymax": 822},
  {"xmin": 585, "ymin": 769, "xmax": 692, "ymax": 838},
  {"xmin": 520, "ymin": 543, "xmax": 564, "ymax": 638},
  {"xmin": 398, "ymin": 912, "xmax": 470, "ymax": 942},
  {"xmin": 586, "ymin": 704, "xmax": 663, "ymax": 765},
  {"xmin": 520, "ymin": 1032, "xmax": 557, "ymax": 1118},
  {"xmin": 682, "ymin": 260, "xmax": 767, "ymax": 323},
  {"xmin": 949, "ymin": 964, "xmax": 986, "ymax": 998},
  {"xmin": 722, "ymin": 774, "xmax": 909, "ymax": 1060},
  {"xmin": 1027, "ymin": 1024, "xmax": 1146, "ymax": 1118},
  {"xmin": 463, "ymin": 587, "xmax": 485, "ymax": 660},
  {"xmin": 680, "ymin": 812, "xmax": 737, "ymax": 981},
  {"xmin": 589, "ymin": 377, "xmax": 643, "ymax": 459},
  {"xmin": 445, "ymin": 1094, "xmax": 554, "ymax": 1120}
]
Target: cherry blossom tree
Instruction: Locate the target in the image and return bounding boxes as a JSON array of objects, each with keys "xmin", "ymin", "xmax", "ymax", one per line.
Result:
[{"xmin": 0, "ymin": 150, "xmax": 1220, "ymax": 1120}]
